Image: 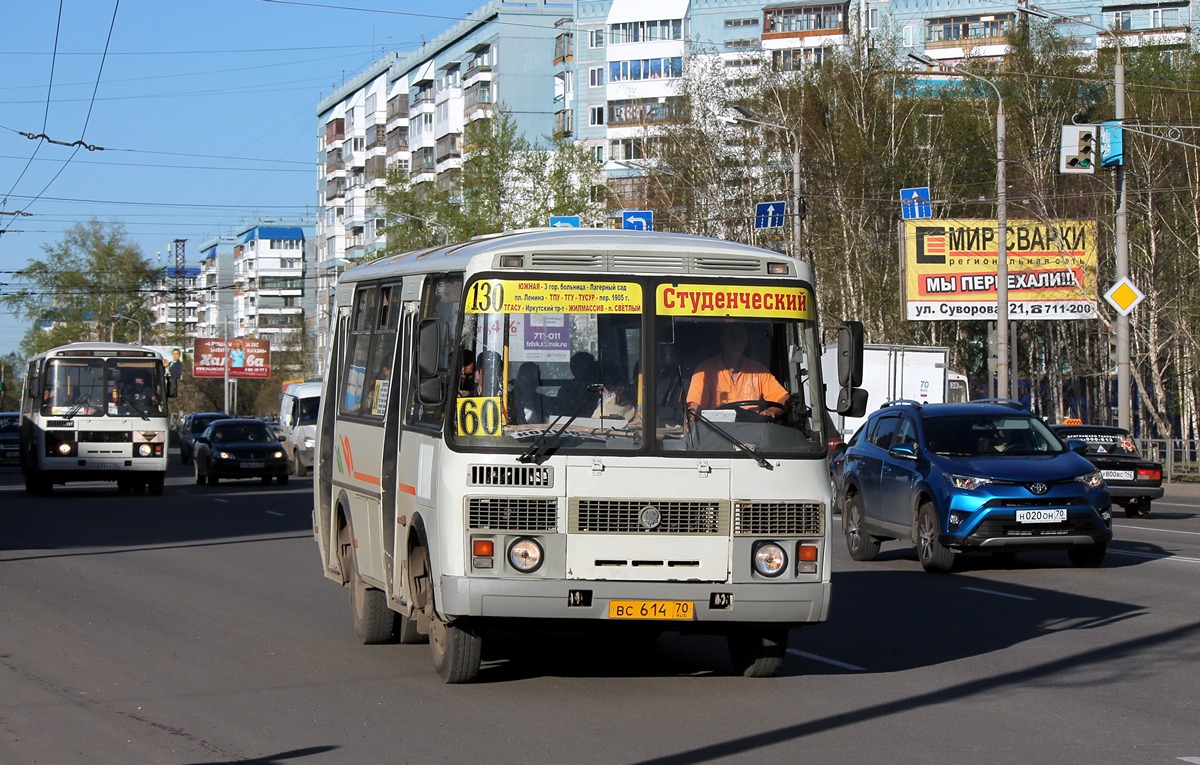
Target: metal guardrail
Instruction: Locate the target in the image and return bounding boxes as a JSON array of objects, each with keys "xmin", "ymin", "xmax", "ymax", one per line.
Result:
[{"xmin": 1137, "ymin": 438, "xmax": 1200, "ymax": 483}]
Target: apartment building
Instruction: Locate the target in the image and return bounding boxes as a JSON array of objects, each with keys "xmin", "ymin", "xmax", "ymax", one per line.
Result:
[
  {"xmin": 195, "ymin": 235, "xmax": 237, "ymax": 343},
  {"xmin": 230, "ymin": 222, "xmax": 315, "ymax": 352},
  {"xmin": 314, "ymin": 0, "xmax": 572, "ymax": 370},
  {"xmin": 149, "ymin": 266, "xmax": 201, "ymax": 340}
]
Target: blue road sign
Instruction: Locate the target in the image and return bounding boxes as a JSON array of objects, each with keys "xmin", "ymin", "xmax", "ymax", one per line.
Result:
[
  {"xmin": 549, "ymin": 215, "xmax": 582, "ymax": 228},
  {"xmin": 754, "ymin": 200, "xmax": 787, "ymax": 229},
  {"xmin": 622, "ymin": 210, "xmax": 653, "ymax": 231},
  {"xmin": 900, "ymin": 187, "xmax": 932, "ymax": 220}
]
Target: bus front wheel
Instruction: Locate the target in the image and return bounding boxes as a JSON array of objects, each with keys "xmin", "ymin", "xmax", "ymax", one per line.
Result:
[
  {"xmin": 148, "ymin": 474, "xmax": 165, "ymax": 496},
  {"xmin": 727, "ymin": 627, "xmax": 788, "ymax": 678}
]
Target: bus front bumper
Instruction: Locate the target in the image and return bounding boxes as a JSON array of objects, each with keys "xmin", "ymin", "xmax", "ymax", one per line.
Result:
[{"xmin": 436, "ymin": 576, "xmax": 830, "ymax": 626}]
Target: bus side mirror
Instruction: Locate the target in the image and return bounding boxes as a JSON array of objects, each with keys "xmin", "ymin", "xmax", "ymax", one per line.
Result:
[
  {"xmin": 835, "ymin": 321, "xmax": 867, "ymax": 416},
  {"xmin": 837, "ymin": 321, "xmax": 863, "ymax": 388},
  {"xmin": 416, "ymin": 318, "xmax": 446, "ymax": 406}
]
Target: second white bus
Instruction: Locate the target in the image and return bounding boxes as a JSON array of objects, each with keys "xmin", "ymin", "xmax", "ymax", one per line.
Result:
[{"xmin": 20, "ymin": 342, "xmax": 177, "ymax": 495}]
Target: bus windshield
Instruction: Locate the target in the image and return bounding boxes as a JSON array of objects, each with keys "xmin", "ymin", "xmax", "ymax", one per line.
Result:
[
  {"xmin": 42, "ymin": 357, "xmax": 165, "ymax": 417},
  {"xmin": 449, "ymin": 277, "xmax": 828, "ymax": 458}
]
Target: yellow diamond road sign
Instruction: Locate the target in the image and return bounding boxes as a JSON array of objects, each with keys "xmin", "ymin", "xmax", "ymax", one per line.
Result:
[{"xmin": 1104, "ymin": 277, "xmax": 1144, "ymax": 316}]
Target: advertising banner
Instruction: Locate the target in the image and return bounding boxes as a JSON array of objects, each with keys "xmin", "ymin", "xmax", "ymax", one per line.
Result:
[
  {"xmin": 902, "ymin": 219, "xmax": 1098, "ymax": 321},
  {"xmin": 192, "ymin": 337, "xmax": 272, "ymax": 379}
]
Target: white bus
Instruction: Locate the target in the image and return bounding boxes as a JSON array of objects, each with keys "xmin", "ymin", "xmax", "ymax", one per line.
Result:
[
  {"xmin": 314, "ymin": 229, "xmax": 864, "ymax": 682},
  {"xmin": 20, "ymin": 342, "xmax": 177, "ymax": 495}
]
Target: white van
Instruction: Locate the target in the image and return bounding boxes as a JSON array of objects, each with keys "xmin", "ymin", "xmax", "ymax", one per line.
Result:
[{"xmin": 279, "ymin": 381, "xmax": 321, "ymax": 476}]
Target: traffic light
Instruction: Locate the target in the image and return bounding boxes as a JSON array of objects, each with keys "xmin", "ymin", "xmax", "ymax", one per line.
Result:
[{"xmin": 1059, "ymin": 125, "xmax": 1097, "ymax": 175}]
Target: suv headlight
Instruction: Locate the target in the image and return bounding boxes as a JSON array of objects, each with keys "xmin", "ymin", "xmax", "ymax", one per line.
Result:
[
  {"xmin": 945, "ymin": 473, "xmax": 992, "ymax": 491},
  {"xmin": 1076, "ymin": 470, "xmax": 1104, "ymax": 489}
]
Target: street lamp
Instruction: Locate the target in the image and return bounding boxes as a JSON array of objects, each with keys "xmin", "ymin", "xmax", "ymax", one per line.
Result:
[
  {"xmin": 908, "ymin": 53, "xmax": 1012, "ymax": 399},
  {"xmin": 725, "ymin": 105, "xmax": 804, "ymax": 258},
  {"xmin": 111, "ymin": 314, "xmax": 143, "ymax": 345},
  {"xmin": 1024, "ymin": 3, "xmax": 1130, "ymax": 429}
]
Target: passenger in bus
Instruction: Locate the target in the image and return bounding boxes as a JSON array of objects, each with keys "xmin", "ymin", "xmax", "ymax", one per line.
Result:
[
  {"xmin": 686, "ymin": 323, "xmax": 788, "ymax": 420},
  {"xmin": 458, "ymin": 349, "xmax": 476, "ymax": 397},
  {"xmin": 511, "ymin": 361, "xmax": 549, "ymax": 424},
  {"xmin": 554, "ymin": 351, "xmax": 600, "ymax": 415},
  {"xmin": 592, "ymin": 370, "xmax": 637, "ymax": 421}
]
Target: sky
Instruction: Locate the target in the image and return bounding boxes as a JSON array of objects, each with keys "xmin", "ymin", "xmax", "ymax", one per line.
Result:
[{"xmin": 0, "ymin": 0, "xmax": 485, "ymax": 359}]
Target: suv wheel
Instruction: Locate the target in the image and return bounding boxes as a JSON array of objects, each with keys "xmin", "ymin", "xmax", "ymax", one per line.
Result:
[
  {"xmin": 916, "ymin": 501, "xmax": 954, "ymax": 572},
  {"xmin": 843, "ymin": 494, "xmax": 880, "ymax": 561}
]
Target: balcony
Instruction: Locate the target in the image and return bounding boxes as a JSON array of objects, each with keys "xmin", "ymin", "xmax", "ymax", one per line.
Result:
[
  {"xmin": 386, "ymin": 95, "xmax": 408, "ymax": 121},
  {"xmin": 554, "ymin": 109, "xmax": 574, "ymax": 138}
]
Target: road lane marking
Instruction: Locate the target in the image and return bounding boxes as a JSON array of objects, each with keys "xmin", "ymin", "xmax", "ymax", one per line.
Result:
[
  {"xmin": 214, "ymin": 498, "xmax": 229, "ymax": 503},
  {"xmin": 786, "ymin": 649, "xmax": 866, "ymax": 671},
  {"xmin": 1109, "ymin": 549, "xmax": 1200, "ymax": 564},
  {"xmin": 962, "ymin": 587, "xmax": 1035, "ymax": 601},
  {"xmin": 1119, "ymin": 524, "xmax": 1200, "ymax": 537},
  {"xmin": 266, "ymin": 511, "xmax": 284, "ymax": 516},
  {"xmin": 1176, "ymin": 757, "xmax": 1200, "ymax": 763}
]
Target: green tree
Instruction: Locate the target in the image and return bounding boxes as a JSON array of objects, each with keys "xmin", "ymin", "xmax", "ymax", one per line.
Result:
[
  {"xmin": 376, "ymin": 106, "xmax": 601, "ymax": 256},
  {"xmin": 1, "ymin": 219, "xmax": 161, "ymax": 356}
]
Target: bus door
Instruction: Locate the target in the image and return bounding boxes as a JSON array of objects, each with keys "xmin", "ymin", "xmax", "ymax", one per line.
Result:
[{"xmin": 393, "ymin": 274, "xmax": 462, "ymax": 602}]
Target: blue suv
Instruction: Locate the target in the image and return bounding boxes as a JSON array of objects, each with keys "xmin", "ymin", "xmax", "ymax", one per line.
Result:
[{"xmin": 839, "ymin": 400, "xmax": 1112, "ymax": 571}]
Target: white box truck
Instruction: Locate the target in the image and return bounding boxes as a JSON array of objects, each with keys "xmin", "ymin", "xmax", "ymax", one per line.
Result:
[
  {"xmin": 279, "ymin": 381, "xmax": 321, "ymax": 476},
  {"xmin": 821, "ymin": 344, "xmax": 951, "ymax": 438}
]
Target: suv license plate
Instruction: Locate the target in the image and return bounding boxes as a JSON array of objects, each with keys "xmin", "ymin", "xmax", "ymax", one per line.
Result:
[
  {"xmin": 1015, "ymin": 508, "xmax": 1067, "ymax": 524},
  {"xmin": 609, "ymin": 600, "xmax": 694, "ymax": 620}
]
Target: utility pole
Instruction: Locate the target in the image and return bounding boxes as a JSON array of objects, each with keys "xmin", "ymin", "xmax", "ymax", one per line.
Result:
[{"xmin": 173, "ymin": 239, "xmax": 187, "ymax": 342}]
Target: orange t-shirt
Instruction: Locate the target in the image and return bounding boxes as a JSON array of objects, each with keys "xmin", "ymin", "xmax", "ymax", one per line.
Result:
[{"xmin": 686, "ymin": 356, "xmax": 788, "ymax": 410}]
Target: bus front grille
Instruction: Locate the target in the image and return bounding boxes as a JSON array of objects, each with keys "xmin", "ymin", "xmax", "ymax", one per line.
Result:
[
  {"xmin": 570, "ymin": 499, "xmax": 729, "ymax": 534},
  {"xmin": 733, "ymin": 501, "xmax": 824, "ymax": 536},
  {"xmin": 468, "ymin": 498, "xmax": 558, "ymax": 531},
  {"xmin": 468, "ymin": 464, "xmax": 553, "ymax": 488}
]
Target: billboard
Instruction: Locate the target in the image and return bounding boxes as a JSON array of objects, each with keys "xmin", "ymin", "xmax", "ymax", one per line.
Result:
[
  {"xmin": 901, "ymin": 219, "xmax": 1098, "ymax": 321},
  {"xmin": 192, "ymin": 337, "xmax": 271, "ymax": 379}
]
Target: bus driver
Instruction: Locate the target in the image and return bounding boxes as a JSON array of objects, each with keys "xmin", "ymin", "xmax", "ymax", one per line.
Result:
[{"xmin": 686, "ymin": 322, "xmax": 788, "ymax": 420}]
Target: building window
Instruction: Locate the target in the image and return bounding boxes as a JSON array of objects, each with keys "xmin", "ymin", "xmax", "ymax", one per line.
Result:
[
  {"xmin": 772, "ymin": 47, "xmax": 828, "ymax": 70},
  {"xmin": 1105, "ymin": 10, "xmax": 1132, "ymax": 30},
  {"xmin": 589, "ymin": 66, "xmax": 605, "ymax": 87},
  {"xmin": 609, "ymin": 19, "xmax": 683, "ymax": 44},
  {"xmin": 592, "ymin": 144, "xmax": 604, "ymax": 162},
  {"xmin": 925, "ymin": 13, "xmax": 1015, "ymax": 43},
  {"xmin": 725, "ymin": 39, "xmax": 760, "ymax": 50},
  {"xmin": 868, "ymin": 7, "xmax": 880, "ymax": 30},
  {"xmin": 764, "ymin": 5, "xmax": 846, "ymax": 34},
  {"xmin": 589, "ymin": 29, "xmax": 605, "ymax": 48},
  {"xmin": 1149, "ymin": 7, "xmax": 1181, "ymax": 27},
  {"xmin": 608, "ymin": 57, "xmax": 684, "ymax": 82},
  {"xmin": 724, "ymin": 17, "xmax": 759, "ymax": 27},
  {"xmin": 903, "ymin": 24, "xmax": 914, "ymax": 47},
  {"xmin": 589, "ymin": 106, "xmax": 605, "ymax": 126}
]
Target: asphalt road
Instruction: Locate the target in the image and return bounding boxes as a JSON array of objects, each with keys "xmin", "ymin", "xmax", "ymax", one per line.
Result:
[{"xmin": 2, "ymin": 457, "xmax": 1199, "ymax": 764}]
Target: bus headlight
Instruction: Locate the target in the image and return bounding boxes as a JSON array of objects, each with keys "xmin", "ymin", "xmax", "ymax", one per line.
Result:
[
  {"xmin": 56, "ymin": 442, "xmax": 75, "ymax": 456},
  {"xmin": 507, "ymin": 538, "xmax": 544, "ymax": 573},
  {"xmin": 137, "ymin": 444, "xmax": 153, "ymax": 457},
  {"xmin": 753, "ymin": 542, "xmax": 788, "ymax": 578}
]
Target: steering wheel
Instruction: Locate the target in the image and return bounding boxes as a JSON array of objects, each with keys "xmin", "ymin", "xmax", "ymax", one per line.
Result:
[{"xmin": 717, "ymin": 399, "xmax": 777, "ymax": 423}]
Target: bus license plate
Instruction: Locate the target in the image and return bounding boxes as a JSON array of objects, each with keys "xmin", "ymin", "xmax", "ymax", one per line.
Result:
[
  {"xmin": 608, "ymin": 600, "xmax": 694, "ymax": 620},
  {"xmin": 1015, "ymin": 508, "xmax": 1067, "ymax": 524}
]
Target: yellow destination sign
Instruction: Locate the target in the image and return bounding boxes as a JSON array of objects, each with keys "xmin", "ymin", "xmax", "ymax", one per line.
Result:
[
  {"xmin": 656, "ymin": 284, "xmax": 814, "ymax": 319},
  {"xmin": 464, "ymin": 280, "xmax": 642, "ymax": 314}
]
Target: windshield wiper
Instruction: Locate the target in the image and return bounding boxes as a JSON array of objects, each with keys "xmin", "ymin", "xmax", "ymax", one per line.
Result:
[
  {"xmin": 518, "ymin": 383, "xmax": 603, "ymax": 465},
  {"xmin": 63, "ymin": 400, "xmax": 89, "ymax": 420},
  {"xmin": 689, "ymin": 409, "xmax": 774, "ymax": 470},
  {"xmin": 120, "ymin": 392, "xmax": 150, "ymax": 421}
]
